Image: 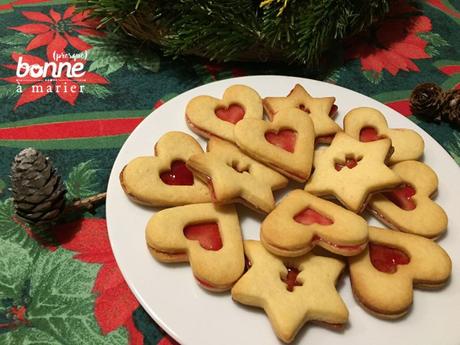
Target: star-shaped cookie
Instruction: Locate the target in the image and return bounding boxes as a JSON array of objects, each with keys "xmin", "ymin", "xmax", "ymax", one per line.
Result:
[
  {"xmin": 305, "ymin": 132, "xmax": 403, "ymax": 213},
  {"xmin": 187, "ymin": 138, "xmax": 288, "ymax": 213},
  {"xmin": 263, "ymin": 84, "xmax": 341, "ymax": 142},
  {"xmin": 231, "ymin": 240, "xmax": 348, "ymax": 344}
]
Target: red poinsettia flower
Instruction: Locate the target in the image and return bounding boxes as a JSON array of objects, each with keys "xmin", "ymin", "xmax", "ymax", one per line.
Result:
[
  {"xmin": 346, "ymin": 1, "xmax": 432, "ymax": 76},
  {"xmin": 1, "ymin": 52, "xmax": 108, "ymax": 109},
  {"xmin": 9, "ymin": 6, "xmax": 103, "ymax": 61}
]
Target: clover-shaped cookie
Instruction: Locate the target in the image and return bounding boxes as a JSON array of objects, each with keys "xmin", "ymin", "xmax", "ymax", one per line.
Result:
[
  {"xmin": 343, "ymin": 107, "xmax": 424, "ymax": 164},
  {"xmin": 261, "ymin": 190, "xmax": 368, "ymax": 257},
  {"xmin": 234, "ymin": 108, "xmax": 315, "ymax": 182},
  {"xmin": 187, "ymin": 138, "xmax": 288, "ymax": 213},
  {"xmin": 120, "ymin": 131, "xmax": 211, "ymax": 207},
  {"xmin": 186, "ymin": 84, "xmax": 263, "ymax": 143},
  {"xmin": 349, "ymin": 226, "xmax": 451, "ymax": 319},
  {"xmin": 263, "ymin": 84, "xmax": 341, "ymax": 143},
  {"xmin": 232, "ymin": 240, "xmax": 348, "ymax": 344},
  {"xmin": 146, "ymin": 203, "xmax": 244, "ymax": 292},
  {"xmin": 305, "ymin": 132, "xmax": 402, "ymax": 213},
  {"xmin": 368, "ymin": 160, "xmax": 447, "ymax": 239}
]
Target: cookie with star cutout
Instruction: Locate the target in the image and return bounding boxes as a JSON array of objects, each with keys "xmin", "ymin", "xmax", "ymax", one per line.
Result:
[
  {"xmin": 146, "ymin": 203, "xmax": 245, "ymax": 292},
  {"xmin": 343, "ymin": 107, "xmax": 424, "ymax": 164},
  {"xmin": 232, "ymin": 240, "xmax": 349, "ymax": 343},
  {"xmin": 305, "ymin": 132, "xmax": 403, "ymax": 213},
  {"xmin": 186, "ymin": 84, "xmax": 263, "ymax": 143},
  {"xmin": 120, "ymin": 131, "xmax": 211, "ymax": 207},
  {"xmin": 187, "ymin": 138, "xmax": 288, "ymax": 213},
  {"xmin": 263, "ymin": 84, "xmax": 341, "ymax": 143},
  {"xmin": 349, "ymin": 226, "xmax": 451, "ymax": 319},
  {"xmin": 368, "ymin": 160, "xmax": 448, "ymax": 239},
  {"xmin": 234, "ymin": 107, "xmax": 315, "ymax": 182},
  {"xmin": 261, "ymin": 190, "xmax": 368, "ymax": 257}
]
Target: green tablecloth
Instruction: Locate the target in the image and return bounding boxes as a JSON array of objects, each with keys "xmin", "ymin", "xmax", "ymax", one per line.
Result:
[{"xmin": 0, "ymin": 0, "xmax": 459, "ymax": 344}]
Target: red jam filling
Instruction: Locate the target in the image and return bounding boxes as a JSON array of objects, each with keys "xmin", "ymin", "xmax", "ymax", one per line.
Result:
[
  {"xmin": 334, "ymin": 157, "xmax": 361, "ymax": 171},
  {"xmin": 369, "ymin": 243, "xmax": 410, "ymax": 273},
  {"xmin": 281, "ymin": 266, "xmax": 302, "ymax": 292},
  {"xmin": 294, "ymin": 208, "xmax": 334, "ymax": 225},
  {"xmin": 183, "ymin": 222, "xmax": 223, "ymax": 251},
  {"xmin": 315, "ymin": 134, "xmax": 335, "ymax": 145},
  {"xmin": 265, "ymin": 129, "xmax": 297, "ymax": 153},
  {"xmin": 160, "ymin": 160, "xmax": 194, "ymax": 185},
  {"xmin": 359, "ymin": 127, "xmax": 383, "ymax": 142},
  {"xmin": 383, "ymin": 184, "xmax": 416, "ymax": 211},
  {"xmin": 311, "ymin": 235, "xmax": 365, "ymax": 252},
  {"xmin": 215, "ymin": 104, "xmax": 245, "ymax": 124},
  {"xmin": 244, "ymin": 256, "xmax": 252, "ymax": 272},
  {"xmin": 329, "ymin": 104, "xmax": 338, "ymax": 117},
  {"xmin": 195, "ymin": 276, "xmax": 215, "ymax": 288}
]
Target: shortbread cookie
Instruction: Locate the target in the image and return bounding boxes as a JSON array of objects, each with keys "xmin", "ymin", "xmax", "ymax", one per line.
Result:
[
  {"xmin": 349, "ymin": 226, "xmax": 451, "ymax": 319},
  {"xmin": 263, "ymin": 84, "xmax": 341, "ymax": 143},
  {"xmin": 120, "ymin": 131, "xmax": 211, "ymax": 206},
  {"xmin": 368, "ymin": 160, "xmax": 447, "ymax": 239},
  {"xmin": 305, "ymin": 132, "xmax": 402, "ymax": 213},
  {"xmin": 261, "ymin": 190, "xmax": 368, "ymax": 257},
  {"xmin": 187, "ymin": 138, "xmax": 288, "ymax": 213},
  {"xmin": 232, "ymin": 240, "xmax": 348, "ymax": 344},
  {"xmin": 146, "ymin": 203, "xmax": 244, "ymax": 292},
  {"xmin": 343, "ymin": 107, "xmax": 424, "ymax": 163},
  {"xmin": 186, "ymin": 84, "xmax": 263, "ymax": 143},
  {"xmin": 234, "ymin": 108, "xmax": 315, "ymax": 182}
]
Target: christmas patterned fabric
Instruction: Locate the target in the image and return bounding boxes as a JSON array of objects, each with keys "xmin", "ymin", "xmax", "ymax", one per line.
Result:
[{"xmin": 0, "ymin": 0, "xmax": 459, "ymax": 344}]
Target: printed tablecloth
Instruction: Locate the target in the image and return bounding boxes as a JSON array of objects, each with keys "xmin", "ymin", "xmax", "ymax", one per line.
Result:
[{"xmin": 0, "ymin": 0, "xmax": 459, "ymax": 344}]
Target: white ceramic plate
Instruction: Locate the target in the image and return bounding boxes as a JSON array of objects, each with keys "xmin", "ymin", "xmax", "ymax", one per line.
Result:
[{"xmin": 106, "ymin": 76, "xmax": 460, "ymax": 345}]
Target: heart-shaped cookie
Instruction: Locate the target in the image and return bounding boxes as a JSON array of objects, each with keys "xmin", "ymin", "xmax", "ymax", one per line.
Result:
[
  {"xmin": 349, "ymin": 227, "xmax": 451, "ymax": 319},
  {"xmin": 263, "ymin": 84, "xmax": 341, "ymax": 143},
  {"xmin": 261, "ymin": 190, "xmax": 368, "ymax": 257},
  {"xmin": 343, "ymin": 107, "xmax": 424, "ymax": 164},
  {"xmin": 146, "ymin": 203, "xmax": 245, "ymax": 292},
  {"xmin": 234, "ymin": 108, "xmax": 315, "ymax": 182},
  {"xmin": 187, "ymin": 138, "xmax": 288, "ymax": 213},
  {"xmin": 186, "ymin": 84, "xmax": 263, "ymax": 143},
  {"xmin": 120, "ymin": 131, "xmax": 211, "ymax": 207},
  {"xmin": 368, "ymin": 160, "xmax": 448, "ymax": 239}
]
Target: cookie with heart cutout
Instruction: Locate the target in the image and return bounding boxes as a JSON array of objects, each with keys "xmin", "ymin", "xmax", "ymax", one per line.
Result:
[
  {"xmin": 234, "ymin": 107, "xmax": 315, "ymax": 182},
  {"xmin": 305, "ymin": 132, "xmax": 403, "ymax": 213},
  {"xmin": 187, "ymin": 138, "xmax": 288, "ymax": 214},
  {"xmin": 261, "ymin": 190, "xmax": 368, "ymax": 257},
  {"xmin": 368, "ymin": 160, "xmax": 448, "ymax": 239},
  {"xmin": 146, "ymin": 202, "xmax": 244, "ymax": 292},
  {"xmin": 263, "ymin": 84, "xmax": 341, "ymax": 143},
  {"xmin": 232, "ymin": 240, "xmax": 349, "ymax": 344},
  {"xmin": 120, "ymin": 131, "xmax": 211, "ymax": 207},
  {"xmin": 349, "ymin": 226, "xmax": 451, "ymax": 319},
  {"xmin": 343, "ymin": 107, "xmax": 424, "ymax": 164},
  {"xmin": 185, "ymin": 84, "xmax": 263, "ymax": 143}
]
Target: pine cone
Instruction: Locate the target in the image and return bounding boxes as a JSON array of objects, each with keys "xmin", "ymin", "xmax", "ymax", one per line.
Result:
[
  {"xmin": 410, "ymin": 83, "xmax": 445, "ymax": 122},
  {"xmin": 441, "ymin": 89, "xmax": 460, "ymax": 127},
  {"xmin": 11, "ymin": 148, "xmax": 66, "ymax": 224}
]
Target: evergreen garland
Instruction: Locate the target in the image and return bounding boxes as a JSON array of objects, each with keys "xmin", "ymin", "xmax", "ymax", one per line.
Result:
[{"xmin": 77, "ymin": 0, "xmax": 390, "ymax": 65}]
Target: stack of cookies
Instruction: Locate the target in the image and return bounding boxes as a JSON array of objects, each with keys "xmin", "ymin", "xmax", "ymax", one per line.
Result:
[{"xmin": 119, "ymin": 84, "xmax": 452, "ymax": 344}]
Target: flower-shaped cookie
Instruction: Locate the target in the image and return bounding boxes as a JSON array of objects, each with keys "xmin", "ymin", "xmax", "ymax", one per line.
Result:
[
  {"xmin": 343, "ymin": 107, "xmax": 424, "ymax": 164},
  {"xmin": 261, "ymin": 190, "xmax": 368, "ymax": 257},
  {"xmin": 368, "ymin": 160, "xmax": 447, "ymax": 239},
  {"xmin": 234, "ymin": 108, "xmax": 315, "ymax": 182},
  {"xmin": 263, "ymin": 84, "xmax": 340, "ymax": 143},
  {"xmin": 232, "ymin": 240, "xmax": 348, "ymax": 344},
  {"xmin": 186, "ymin": 84, "xmax": 263, "ymax": 143},
  {"xmin": 349, "ymin": 227, "xmax": 451, "ymax": 319},
  {"xmin": 120, "ymin": 131, "xmax": 211, "ymax": 207},
  {"xmin": 305, "ymin": 132, "xmax": 402, "ymax": 213},
  {"xmin": 146, "ymin": 203, "xmax": 245, "ymax": 292},
  {"xmin": 187, "ymin": 138, "xmax": 288, "ymax": 213}
]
